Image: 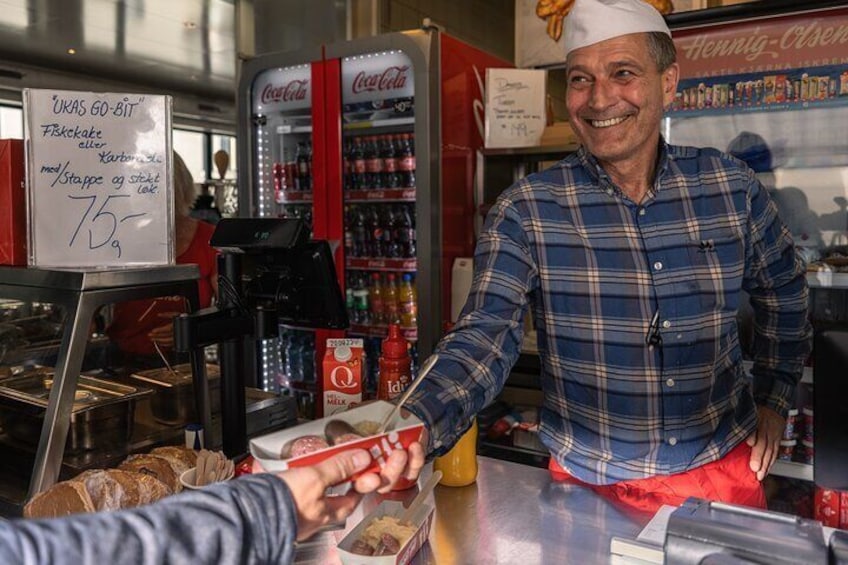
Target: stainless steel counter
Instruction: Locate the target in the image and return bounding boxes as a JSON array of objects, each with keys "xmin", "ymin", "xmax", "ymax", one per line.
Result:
[{"xmin": 295, "ymin": 456, "xmax": 649, "ymax": 564}]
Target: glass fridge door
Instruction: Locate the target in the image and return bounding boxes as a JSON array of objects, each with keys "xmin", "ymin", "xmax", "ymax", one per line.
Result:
[
  {"xmin": 339, "ymin": 50, "xmax": 419, "ymax": 396},
  {"xmin": 250, "ymin": 64, "xmax": 318, "ymax": 412},
  {"xmin": 250, "ymin": 63, "xmax": 315, "ymax": 232}
]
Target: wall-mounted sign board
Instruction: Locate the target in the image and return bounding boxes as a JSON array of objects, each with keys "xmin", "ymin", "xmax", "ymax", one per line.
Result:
[
  {"xmin": 24, "ymin": 89, "xmax": 174, "ymax": 268},
  {"xmin": 484, "ymin": 68, "xmax": 546, "ymax": 149}
]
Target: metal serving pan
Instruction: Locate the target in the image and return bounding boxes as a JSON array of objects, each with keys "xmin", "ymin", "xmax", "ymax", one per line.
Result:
[
  {"xmin": 0, "ymin": 373, "xmax": 151, "ymax": 452},
  {"xmin": 128, "ymin": 363, "xmax": 221, "ymax": 425}
]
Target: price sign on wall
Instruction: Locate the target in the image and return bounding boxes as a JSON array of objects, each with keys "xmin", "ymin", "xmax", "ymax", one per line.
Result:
[
  {"xmin": 24, "ymin": 89, "xmax": 174, "ymax": 268},
  {"xmin": 484, "ymin": 69, "xmax": 546, "ymax": 149}
]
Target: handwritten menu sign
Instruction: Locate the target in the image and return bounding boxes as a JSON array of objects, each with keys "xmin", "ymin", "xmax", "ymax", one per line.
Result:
[
  {"xmin": 484, "ymin": 69, "xmax": 546, "ymax": 149},
  {"xmin": 23, "ymin": 89, "xmax": 174, "ymax": 268}
]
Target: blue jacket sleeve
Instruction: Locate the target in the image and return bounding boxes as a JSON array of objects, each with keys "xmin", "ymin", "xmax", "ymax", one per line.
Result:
[{"xmin": 0, "ymin": 474, "xmax": 298, "ymax": 565}]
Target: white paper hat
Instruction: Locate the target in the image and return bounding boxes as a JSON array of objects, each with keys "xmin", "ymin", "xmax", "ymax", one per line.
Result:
[{"xmin": 563, "ymin": 0, "xmax": 671, "ymax": 58}]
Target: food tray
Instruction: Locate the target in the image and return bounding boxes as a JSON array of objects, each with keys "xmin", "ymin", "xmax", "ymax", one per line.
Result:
[
  {"xmin": 249, "ymin": 400, "xmax": 424, "ymax": 477},
  {"xmin": 337, "ymin": 499, "xmax": 435, "ymax": 565}
]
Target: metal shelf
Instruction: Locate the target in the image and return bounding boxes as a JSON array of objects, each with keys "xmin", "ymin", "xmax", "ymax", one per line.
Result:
[
  {"xmin": 807, "ymin": 271, "xmax": 848, "ymax": 289},
  {"xmin": 771, "ymin": 459, "xmax": 814, "ymax": 481}
]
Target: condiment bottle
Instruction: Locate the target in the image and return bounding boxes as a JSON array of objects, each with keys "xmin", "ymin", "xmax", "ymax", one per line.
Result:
[
  {"xmin": 378, "ymin": 323, "xmax": 411, "ymax": 400},
  {"xmin": 433, "ymin": 419, "xmax": 478, "ymax": 487}
]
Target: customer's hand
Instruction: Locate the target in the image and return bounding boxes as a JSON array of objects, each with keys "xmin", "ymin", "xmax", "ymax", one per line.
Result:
[
  {"xmin": 746, "ymin": 406, "xmax": 785, "ymax": 481},
  {"xmin": 278, "ymin": 447, "xmax": 421, "ymax": 540}
]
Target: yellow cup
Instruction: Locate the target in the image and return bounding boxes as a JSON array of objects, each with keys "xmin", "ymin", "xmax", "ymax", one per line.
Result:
[{"xmin": 433, "ymin": 420, "xmax": 478, "ymax": 487}]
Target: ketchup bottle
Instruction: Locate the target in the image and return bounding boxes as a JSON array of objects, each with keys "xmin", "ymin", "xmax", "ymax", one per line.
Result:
[{"xmin": 378, "ymin": 323, "xmax": 411, "ymax": 400}]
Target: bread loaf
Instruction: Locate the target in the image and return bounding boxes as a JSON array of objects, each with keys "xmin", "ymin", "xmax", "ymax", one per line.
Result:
[
  {"xmin": 118, "ymin": 454, "xmax": 181, "ymax": 492},
  {"xmin": 74, "ymin": 469, "xmax": 172, "ymax": 511},
  {"xmin": 150, "ymin": 446, "xmax": 197, "ymax": 474},
  {"xmin": 23, "ymin": 480, "xmax": 95, "ymax": 519}
]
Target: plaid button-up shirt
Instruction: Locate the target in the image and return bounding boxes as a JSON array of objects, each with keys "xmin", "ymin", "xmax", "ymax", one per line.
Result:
[{"xmin": 406, "ymin": 141, "xmax": 812, "ymax": 484}]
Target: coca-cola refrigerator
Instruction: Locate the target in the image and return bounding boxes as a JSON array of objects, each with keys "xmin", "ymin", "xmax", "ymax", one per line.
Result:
[{"xmin": 237, "ymin": 30, "xmax": 510, "ymax": 416}]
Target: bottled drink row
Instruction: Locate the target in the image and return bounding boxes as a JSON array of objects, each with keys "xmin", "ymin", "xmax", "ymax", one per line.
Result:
[
  {"xmin": 344, "ymin": 133, "xmax": 416, "ymax": 191},
  {"xmin": 273, "ymin": 140, "xmax": 313, "ymax": 194},
  {"xmin": 344, "ymin": 203, "xmax": 416, "ymax": 259},
  {"xmin": 346, "ymin": 270, "xmax": 418, "ymax": 327}
]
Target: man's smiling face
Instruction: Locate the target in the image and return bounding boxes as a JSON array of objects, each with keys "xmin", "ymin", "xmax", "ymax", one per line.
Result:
[{"xmin": 565, "ymin": 33, "xmax": 678, "ymax": 171}]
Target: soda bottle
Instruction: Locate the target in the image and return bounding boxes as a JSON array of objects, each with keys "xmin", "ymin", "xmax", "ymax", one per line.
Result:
[
  {"xmin": 378, "ymin": 323, "xmax": 411, "ymax": 401},
  {"xmin": 295, "ymin": 142, "xmax": 308, "ymax": 191},
  {"xmin": 395, "ymin": 204, "xmax": 415, "ymax": 258},
  {"xmin": 398, "ymin": 273, "xmax": 417, "ymax": 327},
  {"xmin": 353, "ymin": 288, "xmax": 370, "ymax": 325},
  {"xmin": 381, "ymin": 134, "xmax": 401, "ymax": 188},
  {"xmin": 399, "ymin": 133, "xmax": 416, "ymax": 188},
  {"xmin": 351, "ymin": 136, "xmax": 366, "ymax": 191},
  {"xmin": 366, "ymin": 205, "xmax": 383, "ymax": 257},
  {"xmin": 342, "ymin": 137, "xmax": 353, "ymax": 192},
  {"xmin": 303, "ymin": 141, "xmax": 312, "ymax": 190},
  {"xmin": 383, "ymin": 206, "xmax": 400, "ymax": 258},
  {"xmin": 302, "ymin": 333, "xmax": 315, "ymax": 382},
  {"xmin": 351, "ymin": 206, "xmax": 367, "ymax": 257},
  {"xmin": 343, "ymin": 206, "xmax": 354, "ymax": 257},
  {"xmin": 286, "ymin": 333, "xmax": 304, "ymax": 382},
  {"xmin": 383, "ymin": 273, "xmax": 400, "ymax": 325},
  {"xmin": 369, "ymin": 272, "xmax": 385, "ymax": 325},
  {"xmin": 364, "ymin": 136, "xmax": 383, "ymax": 189}
]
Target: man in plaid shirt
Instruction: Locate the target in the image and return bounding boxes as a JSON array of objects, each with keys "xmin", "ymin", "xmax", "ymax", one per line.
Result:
[{"xmin": 405, "ymin": 0, "xmax": 811, "ymax": 513}]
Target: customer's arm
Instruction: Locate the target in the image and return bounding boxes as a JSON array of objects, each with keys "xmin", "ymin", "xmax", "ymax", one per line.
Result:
[
  {"xmin": 0, "ymin": 474, "xmax": 296, "ymax": 565},
  {"xmin": 0, "ymin": 448, "xmax": 408, "ymax": 565}
]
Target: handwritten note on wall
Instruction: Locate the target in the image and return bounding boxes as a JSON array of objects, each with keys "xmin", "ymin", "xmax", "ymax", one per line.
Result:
[
  {"xmin": 24, "ymin": 89, "xmax": 174, "ymax": 268},
  {"xmin": 484, "ymin": 69, "xmax": 546, "ymax": 149}
]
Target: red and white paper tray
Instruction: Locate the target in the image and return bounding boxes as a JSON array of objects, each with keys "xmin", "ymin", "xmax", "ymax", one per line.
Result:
[
  {"xmin": 337, "ymin": 499, "xmax": 435, "ymax": 565},
  {"xmin": 249, "ymin": 400, "xmax": 424, "ymax": 477}
]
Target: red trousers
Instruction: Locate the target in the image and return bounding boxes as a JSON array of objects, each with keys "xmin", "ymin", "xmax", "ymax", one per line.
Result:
[{"xmin": 548, "ymin": 442, "xmax": 767, "ymax": 514}]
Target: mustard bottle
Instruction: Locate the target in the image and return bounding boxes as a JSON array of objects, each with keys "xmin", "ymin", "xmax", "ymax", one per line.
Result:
[{"xmin": 433, "ymin": 419, "xmax": 478, "ymax": 487}]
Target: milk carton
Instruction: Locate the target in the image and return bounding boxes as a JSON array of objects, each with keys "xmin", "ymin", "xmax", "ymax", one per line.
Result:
[{"xmin": 323, "ymin": 338, "xmax": 363, "ymax": 416}]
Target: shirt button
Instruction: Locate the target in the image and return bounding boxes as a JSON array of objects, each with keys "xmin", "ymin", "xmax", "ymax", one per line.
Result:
[
  {"xmin": 662, "ymin": 320, "xmax": 671, "ymax": 329},
  {"xmin": 653, "ymin": 261, "xmax": 663, "ymax": 271},
  {"xmin": 639, "ymin": 208, "xmax": 646, "ymax": 216},
  {"xmin": 668, "ymin": 437, "xmax": 678, "ymax": 446},
  {"xmin": 606, "ymin": 188, "xmax": 614, "ymax": 196},
  {"xmin": 666, "ymin": 378, "xmax": 675, "ymax": 387}
]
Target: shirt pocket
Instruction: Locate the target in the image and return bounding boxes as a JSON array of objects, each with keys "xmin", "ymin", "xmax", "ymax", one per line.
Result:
[{"xmin": 683, "ymin": 220, "xmax": 746, "ymax": 312}]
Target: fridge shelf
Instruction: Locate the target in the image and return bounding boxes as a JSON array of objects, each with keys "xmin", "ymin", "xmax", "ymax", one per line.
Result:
[
  {"xmin": 348, "ymin": 323, "xmax": 417, "ymax": 341},
  {"xmin": 345, "ymin": 188, "xmax": 416, "ymax": 202},
  {"xmin": 275, "ymin": 125, "xmax": 313, "ymax": 134},
  {"xmin": 343, "ymin": 116, "xmax": 415, "ymax": 131},
  {"xmin": 346, "ymin": 257, "xmax": 417, "ymax": 271},
  {"xmin": 276, "ymin": 190, "xmax": 313, "ymax": 203}
]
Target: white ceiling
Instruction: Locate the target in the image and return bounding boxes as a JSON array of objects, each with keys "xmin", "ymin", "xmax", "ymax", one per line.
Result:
[{"xmin": 0, "ymin": 0, "xmax": 237, "ymax": 102}]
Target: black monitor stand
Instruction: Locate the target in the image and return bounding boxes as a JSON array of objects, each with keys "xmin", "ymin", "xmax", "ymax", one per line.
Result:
[{"xmin": 174, "ymin": 218, "xmax": 348, "ymax": 458}]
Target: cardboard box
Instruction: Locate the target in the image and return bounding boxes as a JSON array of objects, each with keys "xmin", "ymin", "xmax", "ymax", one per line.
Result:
[
  {"xmin": 249, "ymin": 400, "xmax": 424, "ymax": 477},
  {"xmin": 0, "ymin": 139, "xmax": 26, "ymax": 265},
  {"xmin": 336, "ymin": 499, "xmax": 435, "ymax": 565}
]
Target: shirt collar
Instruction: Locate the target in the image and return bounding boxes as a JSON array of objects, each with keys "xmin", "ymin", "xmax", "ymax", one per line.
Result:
[{"xmin": 575, "ymin": 136, "xmax": 672, "ymax": 189}]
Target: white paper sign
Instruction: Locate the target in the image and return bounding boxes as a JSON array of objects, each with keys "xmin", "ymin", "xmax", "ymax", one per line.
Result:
[
  {"xmin": 24, "ymin": 89, "xmax": 174, "ymax": 268},
  {"xmin": 484, "ymin": 69, "xmax": 546, "ymax": 148}
]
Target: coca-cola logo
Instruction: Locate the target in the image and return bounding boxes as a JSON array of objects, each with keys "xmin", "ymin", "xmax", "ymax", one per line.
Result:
[
  {"xmin": 261, "ymin": 79, "xmax": 309, "ymax": 104},
  {"xmin": 352, "ymin": 66, "xmax": 409, "ymax": 94},
  {"xmin": 329, "ymin": 365, "xmax": 357, "ymax": 390}
]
